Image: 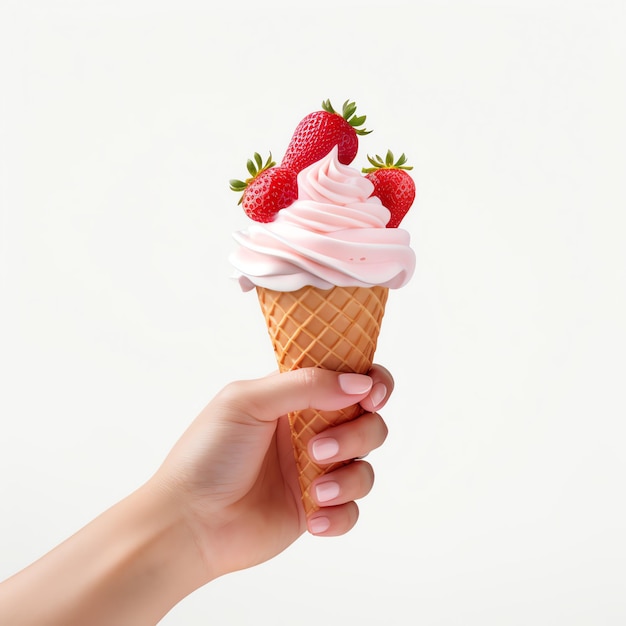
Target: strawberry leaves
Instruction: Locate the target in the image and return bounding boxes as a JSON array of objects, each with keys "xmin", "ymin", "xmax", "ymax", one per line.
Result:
[
  {"xmin": 229, "ymin": 152, "xmax": 276, "ymax": 200},
  {"xmin": 362, "ymin": 150, "xmax": 413, "ymax": 173},
  {"xmin": 230, "ymin": 152, "xmax": 298, "ymax": 223},
  {"xmin": 321, "ymin": 99, "xmax": 372, "ymax": 136}
]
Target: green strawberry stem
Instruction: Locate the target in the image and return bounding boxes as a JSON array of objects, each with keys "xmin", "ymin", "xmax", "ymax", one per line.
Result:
[
  {"xmin": 361, "ymin": 149, "xmax": 413, "ymax": 173},
  {"xmin": 229, "ymin": 152, "xmax": 276, "ymax": 202},
  {"xmin": 322, "ymin": 99, "xmax": 372, "ymax": 136}
]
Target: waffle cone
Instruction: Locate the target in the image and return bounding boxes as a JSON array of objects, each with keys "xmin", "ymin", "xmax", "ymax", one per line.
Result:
[{"xmin": 256, "ymin": 284, "xmax": 388, "ymax": 514}]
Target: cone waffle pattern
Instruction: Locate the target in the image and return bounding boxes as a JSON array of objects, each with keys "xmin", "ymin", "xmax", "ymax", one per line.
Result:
[{"xmin": 256, "ymin": 285, "xmax": 388, "ymax": 514}]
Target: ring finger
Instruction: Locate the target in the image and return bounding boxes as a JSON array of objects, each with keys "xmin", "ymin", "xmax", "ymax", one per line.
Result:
[{"xmin": 311, "ymin": 460, "xmax": 375, "ymax": 508}]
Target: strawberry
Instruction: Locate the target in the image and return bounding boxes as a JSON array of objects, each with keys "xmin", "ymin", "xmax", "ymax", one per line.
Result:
[
  {"xmin": 230, "ymin": 152, "xmax": 298, "ymax": 223},
  {"xmin": 362, "ymin": 150, "xmax": 415, "ymax": 228},
  {"xmin": 281, "ymin": 99, "xmax": 371, "ymax": 173}
]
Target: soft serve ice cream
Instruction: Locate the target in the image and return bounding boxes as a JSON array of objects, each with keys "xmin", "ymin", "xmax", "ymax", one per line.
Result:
[{"xmin": 230, "ymin": 147, "xmax": 416, "ymax": 291}]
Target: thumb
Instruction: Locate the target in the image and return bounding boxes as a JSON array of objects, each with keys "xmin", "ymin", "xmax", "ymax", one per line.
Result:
[{"xmin": 218, "ymin": 369, "xmax": 373, "ymax": 422}]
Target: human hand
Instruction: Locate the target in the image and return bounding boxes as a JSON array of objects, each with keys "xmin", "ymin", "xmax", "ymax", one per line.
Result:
[
  {"xmin": 0, "ymin": 366, "xmax": 393, "ymax": 625},
  {"xmin": 153, "ymin": 365, "xmax": 393, "ymax": 580}
]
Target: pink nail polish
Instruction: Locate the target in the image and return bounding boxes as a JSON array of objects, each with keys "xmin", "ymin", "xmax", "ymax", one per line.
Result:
[
  {"xmin": 316, "ymin": 481, "xmax": 340, "ymax": 503},
  {"xmin": 312, "ymin": 438, "xmax": 339, "ymax": 461},
  {"xmin": 338, "ymin": 373, "xmax": 372, "ymax": 395},
  {"xmin": 370, "ymin": 382, "xmax": 388, "ymax": 409},
  {"xmin": 309, "ymin": 516, "xmax": 331, "ymax": 534}
]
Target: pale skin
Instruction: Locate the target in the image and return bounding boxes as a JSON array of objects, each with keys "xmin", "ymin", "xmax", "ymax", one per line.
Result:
[{"xmin": 0, "ymin": 365, "xmax": 393, "ymax": 625}]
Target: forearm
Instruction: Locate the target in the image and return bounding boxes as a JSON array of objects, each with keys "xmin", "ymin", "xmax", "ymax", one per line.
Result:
[{"xmin": 0, "ymin": 481, "xmax": 210, "ymax": 626}]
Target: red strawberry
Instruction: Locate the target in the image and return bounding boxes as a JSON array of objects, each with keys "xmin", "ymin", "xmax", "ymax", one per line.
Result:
[
  {"xmin": 281, "ymin": 99, "xmax": 371, "ymax": 173},
  {"xmin": 230, "ymin": 152, "xmax": 298, "ymax": 223},
  {"xmin": 363, "ymin": 150, "xmax": 415, "ymax": 228}
]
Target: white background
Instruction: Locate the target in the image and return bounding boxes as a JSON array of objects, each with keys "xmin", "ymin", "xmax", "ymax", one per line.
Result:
[{"xmin": 1, "ymin": 1, "xmax": 625, "ymax": 624}]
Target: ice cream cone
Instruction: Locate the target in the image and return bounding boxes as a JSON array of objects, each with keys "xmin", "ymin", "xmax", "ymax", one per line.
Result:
[{"xmin": 256, "ymin": 284, "xmax": 388, "ymax": 514}]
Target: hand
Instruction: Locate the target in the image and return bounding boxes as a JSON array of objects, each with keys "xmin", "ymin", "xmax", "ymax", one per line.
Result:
[
  {"xmin": 153, "ymin": 365, "xmax": 393, "ymax": 580},
  {"xmin": 0, "ymin": 366, "xmax": 393, "ymax": 626}
]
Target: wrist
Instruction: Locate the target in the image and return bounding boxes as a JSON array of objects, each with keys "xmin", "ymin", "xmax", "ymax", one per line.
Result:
[
  {"xmin": 0, "ymin": 480, "xmax": 211, "ymax": 626},
  {"xmin": 67, "ymin": 480, "xmax": 212, "ymax": 624},
  {"xmin": 114, "ymin": 480, "xmax": 212, "ymax": 616}
]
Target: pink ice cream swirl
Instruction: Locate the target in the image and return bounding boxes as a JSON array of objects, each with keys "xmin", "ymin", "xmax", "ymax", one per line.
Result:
[{"xmin": 230, "ymin": 147, "xmax": 416, "ymax": 292}]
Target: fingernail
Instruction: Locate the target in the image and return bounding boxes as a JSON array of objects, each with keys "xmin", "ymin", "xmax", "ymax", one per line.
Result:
[
  {"xmin": 338, "ymin": 373, "xmax": 372, "ymax": 395},
  {"xmin": 370, "ymin": 382, "xmax": 388, "ymax": 409},
  {"xmin": 316, "ymin": 481, "xmax": 340, "ymax": 503},
  {"xmin": 309, "ymin": 516, "xmax": 331, "ymax": 534},
  {"xmin": 312, "ymin": 437, "xmax": 339, "ymax": 461}
]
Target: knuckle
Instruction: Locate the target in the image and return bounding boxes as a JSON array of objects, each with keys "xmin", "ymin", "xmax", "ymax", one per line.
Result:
[
  {"xmin": 216, "ymin": 379, "xmax": 246, "ymax": 402},
  {"xmin": 214, "ymin": 380, "xmax": 246, "ymax": 408},
  {"xmin": 295, "ymin": 367, "xmax": 324, "ymax": 406}
]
